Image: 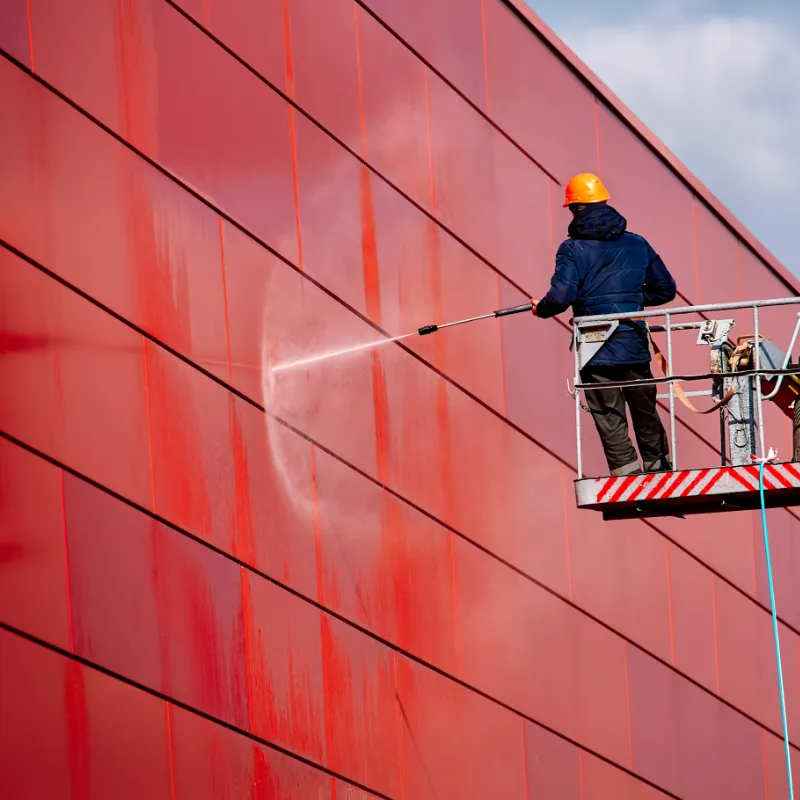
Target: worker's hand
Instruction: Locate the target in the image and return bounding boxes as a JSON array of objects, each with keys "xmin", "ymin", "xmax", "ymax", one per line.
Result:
[{"xmin": 530, "ymin": 298, "xmax": 541, "ymax": 315}]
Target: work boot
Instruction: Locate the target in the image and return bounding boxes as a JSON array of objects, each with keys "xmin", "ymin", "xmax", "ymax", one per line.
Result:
[
  {"xmin": 611, "ymin": 460, "xmax": 641, "ymax": 477},
  {"xmin": 643, "ymin": 457, "xmax": 672, "ymax": 473}
]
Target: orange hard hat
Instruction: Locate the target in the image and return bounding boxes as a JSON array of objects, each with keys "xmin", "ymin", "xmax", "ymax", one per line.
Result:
[{"xmin": 563, "ymin": 173, "xmax": 610, "ymax": 207}]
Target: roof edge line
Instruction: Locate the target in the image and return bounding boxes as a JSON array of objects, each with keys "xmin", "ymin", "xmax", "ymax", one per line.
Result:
[{"xmin": 501, "ymin": 0, "xmax": 798, "ymax": 294}]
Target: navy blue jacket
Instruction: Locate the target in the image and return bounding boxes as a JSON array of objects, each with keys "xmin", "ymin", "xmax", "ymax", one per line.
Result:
[{"xmin": 536, "ymin": 204, "xmax": 677, "ymax": 366}]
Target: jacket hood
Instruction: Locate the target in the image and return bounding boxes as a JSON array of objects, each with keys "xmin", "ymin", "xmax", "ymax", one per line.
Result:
[{"xmin": 568, "ymin": 203, "xmax": 627, "ymax": 241}]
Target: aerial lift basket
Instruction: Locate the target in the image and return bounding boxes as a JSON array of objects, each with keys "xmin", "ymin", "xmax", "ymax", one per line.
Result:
[{"xmin": 571, "ymin": 297, "xmax": 800, "ymax": 520}]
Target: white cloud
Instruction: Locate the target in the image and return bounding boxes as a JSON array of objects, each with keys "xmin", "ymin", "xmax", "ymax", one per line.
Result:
[{"xmin": 556, "ymin": 12, "xmax": 800, "ymax": 272}]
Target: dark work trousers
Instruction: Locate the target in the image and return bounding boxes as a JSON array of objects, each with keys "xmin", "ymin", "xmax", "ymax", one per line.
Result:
[{"xmin": 581, "ymin": 363, "xmax": 671, "ymax": 476}]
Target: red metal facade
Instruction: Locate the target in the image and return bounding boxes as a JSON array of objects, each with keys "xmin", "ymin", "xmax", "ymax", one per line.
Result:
[{"xmin": 1, "ymin": 1, "xmax": 799, "ymax": 797}]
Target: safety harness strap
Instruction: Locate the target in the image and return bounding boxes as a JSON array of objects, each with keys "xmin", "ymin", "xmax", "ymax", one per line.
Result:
[{"xmin": 642, "ymin": 321, "xmax": 738, "ymax": 415}]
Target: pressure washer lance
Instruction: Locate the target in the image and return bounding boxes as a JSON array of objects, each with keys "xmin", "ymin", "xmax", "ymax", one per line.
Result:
[{"xmin": 417, "ymin": 301, "xmax": 534, "ymax": 336}]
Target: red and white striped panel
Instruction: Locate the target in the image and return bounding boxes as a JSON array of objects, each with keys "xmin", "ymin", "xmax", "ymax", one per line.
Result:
[{"xmin": 576, "ymin": 462, "xmax": 800, "ymax": 507}]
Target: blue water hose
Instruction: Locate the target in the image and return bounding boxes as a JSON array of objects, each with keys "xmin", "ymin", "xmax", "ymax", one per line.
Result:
[{"xmin": 759, "ymin": 459, "xmax": 795, "ymax": 799}]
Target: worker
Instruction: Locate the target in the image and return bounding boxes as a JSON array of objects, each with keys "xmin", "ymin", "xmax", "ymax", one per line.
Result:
[{"xmin": 531, "ymin": 173, "xmax": 677, "ymax": 477}]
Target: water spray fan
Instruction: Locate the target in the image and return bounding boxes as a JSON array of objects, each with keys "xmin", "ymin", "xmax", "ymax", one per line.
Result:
[
  {"xmin": 417, "ymin": 301, "xmax": 534, "ymax": 336},
  {"xmin": 271, "ymin": 301, "xmax": 534, "ymax": 375}
]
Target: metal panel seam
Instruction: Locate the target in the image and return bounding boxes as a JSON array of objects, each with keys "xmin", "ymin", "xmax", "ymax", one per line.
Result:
[
  {"xmin": 3, "ymin": 428, "xmax": 797, "ymax": 763},
  {"xmin": 2, "ymin": 235, "xmax": 798, "ymax": 651}
]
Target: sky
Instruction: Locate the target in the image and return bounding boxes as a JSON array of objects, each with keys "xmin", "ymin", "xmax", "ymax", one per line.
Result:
[{"xmin": 527, "ymin": 0, "xmax": 800, "ymax": 276}]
